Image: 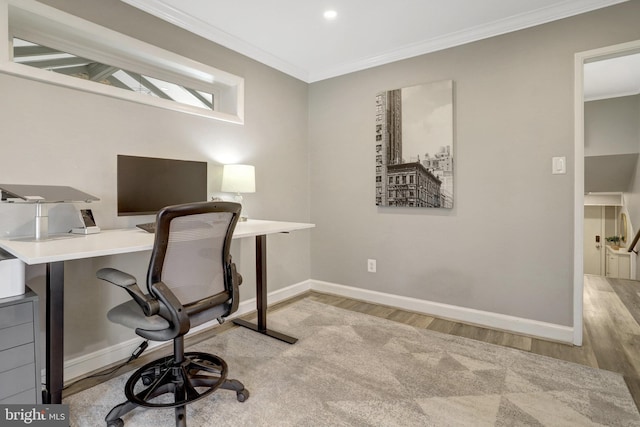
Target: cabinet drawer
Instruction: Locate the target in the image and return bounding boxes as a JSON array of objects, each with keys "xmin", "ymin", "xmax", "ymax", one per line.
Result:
[
  {"xmin": 0, "ymin": 343, "xmax": 35, "ymax": 373},
  {"xmin": 0, "ymin": 322, "xmax": 34, "ymax": 352},
  {"xmin": 0, "ymin": 301, "xmax": 33, "ymax": 329},
  {"xmin": 0, "ymin": 363, "xmax": 35, "ymax": 400}
]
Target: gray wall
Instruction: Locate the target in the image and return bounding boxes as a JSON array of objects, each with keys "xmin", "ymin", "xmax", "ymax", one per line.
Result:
[
  {"xmin": 308, "ymin": 1, "xmax": 640, "ymax": 327},
  {"xmin": 584, "ymin": 95, "xmax": 640, "ymax": 193},
  {"xmin": 1, "ymin": 0, "xmax": 310, "ymax": 360},
  {"xmin": 585, "ymin": 95, "xmax": 640, "ymax": 156}
]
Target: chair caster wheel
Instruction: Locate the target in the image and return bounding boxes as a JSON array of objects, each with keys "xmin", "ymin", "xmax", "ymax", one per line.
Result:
[
  {"xmin": 237, "ymin": 388, "xmax": 250, "ymax": 402},
  {"xmin": 107, "ymin": 418, "xmax": 124, "ymax": 427}
]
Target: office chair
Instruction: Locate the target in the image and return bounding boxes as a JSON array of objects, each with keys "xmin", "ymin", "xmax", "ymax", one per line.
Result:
[{"xmin": 96, "ymin": 201, "xmax": 249, "ymax": 427}]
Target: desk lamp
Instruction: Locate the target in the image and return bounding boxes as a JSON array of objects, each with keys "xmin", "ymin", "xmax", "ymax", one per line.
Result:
[{"xmin": 221, "ymin": 164, "xmax": 255, "ymax": 221}]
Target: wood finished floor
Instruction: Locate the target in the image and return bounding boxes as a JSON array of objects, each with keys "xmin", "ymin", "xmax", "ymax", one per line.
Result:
[{"xmin": 65, "ymin": 275, "xmax": 640, "ymax": 412}]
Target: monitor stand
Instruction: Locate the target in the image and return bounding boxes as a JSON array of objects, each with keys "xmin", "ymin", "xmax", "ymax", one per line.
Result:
[{"xmin": 0, "ymin": 184, "xmax": 100, "ymax": 241}]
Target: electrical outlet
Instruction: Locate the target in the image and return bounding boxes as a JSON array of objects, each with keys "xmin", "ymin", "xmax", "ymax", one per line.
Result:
[{"xmin": 367, "ymin": 259, "xmax": 377, "ymax": 273}]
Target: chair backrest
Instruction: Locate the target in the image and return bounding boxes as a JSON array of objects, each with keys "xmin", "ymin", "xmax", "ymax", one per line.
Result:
[{"xmin": 147, "ymin": 201, "xmax": 241, "ymax": 309}]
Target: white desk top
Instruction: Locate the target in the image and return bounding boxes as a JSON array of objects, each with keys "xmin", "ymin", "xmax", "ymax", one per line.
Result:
[{"xmin": 0, "ymin": 219, "xmax": 314, "ymax": 265}]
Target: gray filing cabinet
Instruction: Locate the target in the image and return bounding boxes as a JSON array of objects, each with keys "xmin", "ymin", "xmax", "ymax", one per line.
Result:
[{"xmin": 0, "ymin": 287, "xmax": 41, "ymax": 404}]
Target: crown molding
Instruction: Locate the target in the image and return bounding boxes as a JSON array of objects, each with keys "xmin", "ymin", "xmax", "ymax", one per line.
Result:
[
  {"xmin": 308, "ymin": 0, "xmax": 629, "ymax": 82},
  {"xmin": 120, "ymin": 0, "xmax": 309, "ymax": 82},
  {"xmin": 122, "ymin": 0, "xmax": 628, "ymax": 83}
]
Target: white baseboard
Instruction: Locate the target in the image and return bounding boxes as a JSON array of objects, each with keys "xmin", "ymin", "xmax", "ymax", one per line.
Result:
[
  {"xmin": 60, "ymin": 278, "xmax": 573, "ymax": 383},
  {"xmin": 310, "ymin": 280, "xmax": 575, "ymax": 344}
]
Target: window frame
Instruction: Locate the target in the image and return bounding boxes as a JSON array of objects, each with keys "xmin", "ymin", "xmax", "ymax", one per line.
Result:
[{"xmin": 0, "ymin": 0, "xmax": 244, "ymax": 124}]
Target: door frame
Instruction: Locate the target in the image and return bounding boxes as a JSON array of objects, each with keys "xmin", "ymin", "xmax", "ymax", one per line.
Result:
[{"xmin": 573, "ymin": 39, "xmax": 640, "ymax": 346}]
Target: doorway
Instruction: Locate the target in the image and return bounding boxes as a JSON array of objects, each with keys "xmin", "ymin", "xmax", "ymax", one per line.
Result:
[
  {"xmin": 574, "ymin": 40, "xmax": 640, "ymax": 346},
  {"xmin": 583, "ymin": 204, "xmax": 622, "ymax": 276}
]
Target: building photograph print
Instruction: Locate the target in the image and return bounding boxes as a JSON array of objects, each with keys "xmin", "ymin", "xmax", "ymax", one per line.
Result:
[{"xmin": 375, "ymin": 80, "xmax": 454, "ymax": 208}]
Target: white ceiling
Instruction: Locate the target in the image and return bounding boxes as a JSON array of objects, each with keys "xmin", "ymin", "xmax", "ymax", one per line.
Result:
[
  {"xmin": 121, "ymin": 0, "xmax": 630, "ymax": 83},
  {"xmin": 584, "ymin": 53, "xmax": 640, "ymax": 101}
]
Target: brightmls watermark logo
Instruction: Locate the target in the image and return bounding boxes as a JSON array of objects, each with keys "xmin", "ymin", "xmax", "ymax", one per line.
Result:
[{"xmin": 1, "ymin": 405, "xmax": 68, "ymax": 426}]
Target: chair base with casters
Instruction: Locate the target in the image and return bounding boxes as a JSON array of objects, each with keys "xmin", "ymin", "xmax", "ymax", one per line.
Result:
[
  {"xmin": 105, "ymin": 337, "xmax": 249, "ymax": 427},
  {"xmin": 97, "ymin": 201, "xmax": 249, "ymax": 427}
]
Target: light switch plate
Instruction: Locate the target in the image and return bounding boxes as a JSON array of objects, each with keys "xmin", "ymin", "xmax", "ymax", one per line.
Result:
[{"xmin": 552, "ymin": 156, "xmax": 566, "ymax": 174}]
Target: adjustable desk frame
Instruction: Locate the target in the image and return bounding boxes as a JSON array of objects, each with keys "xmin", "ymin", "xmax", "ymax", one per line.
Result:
[
  {"xmin": 0, "ymin": 220, "xmax": 313, "ymax": 404},
  {"xmin": 232, "ymin": 234, "xmax": 298, "ymax": 344}
]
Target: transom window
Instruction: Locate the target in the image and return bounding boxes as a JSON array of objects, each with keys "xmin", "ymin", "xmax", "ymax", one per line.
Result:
[
  {"xmin": 1, "ymin": 0, "xmax": 244, "ymax": 123},
  {"xmin": 13, "ymin": 38, "xmax": 216, "ymax": 111}
]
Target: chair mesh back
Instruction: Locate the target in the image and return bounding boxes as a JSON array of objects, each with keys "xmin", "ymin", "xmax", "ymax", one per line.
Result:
[{"xmin": 159, "ymin": 211, "xmax": 232, "ymax": 305}]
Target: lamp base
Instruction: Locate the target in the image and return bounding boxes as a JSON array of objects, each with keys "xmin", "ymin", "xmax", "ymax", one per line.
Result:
[{"xmin": 233, "ymin": 193, "xmax": 248, "ymax": 221}]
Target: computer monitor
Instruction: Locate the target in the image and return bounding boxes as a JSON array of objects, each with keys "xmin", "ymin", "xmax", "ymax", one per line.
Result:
[{"xmin": 117, "ymin": 155, "xmax": 208, "ymax": 216}]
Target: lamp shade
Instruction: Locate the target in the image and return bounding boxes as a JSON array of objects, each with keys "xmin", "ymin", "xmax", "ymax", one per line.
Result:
[{"xmin": 221, "ymin": 164, "xmax": 255, "ymax": 193}]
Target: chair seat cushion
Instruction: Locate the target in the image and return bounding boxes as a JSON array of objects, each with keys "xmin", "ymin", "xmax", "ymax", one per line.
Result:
[{"xmin": 107, "ymin": 300, "xmax": 170, "ymax": 331}]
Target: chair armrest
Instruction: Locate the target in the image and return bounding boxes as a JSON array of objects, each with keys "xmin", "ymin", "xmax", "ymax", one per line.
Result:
[
  {"xmin": 97, "ymin": 268, "xmax": 159, "ymax": 316},
  {"xmin": 97, "ymin": 267, "xmax": 136, "ymax": 286},
  {"xmin": 148, "ymin": 281, "xmax": 190, "ymax": 340}
]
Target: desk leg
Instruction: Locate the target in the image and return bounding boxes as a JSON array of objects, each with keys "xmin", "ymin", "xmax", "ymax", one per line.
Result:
[
  {"xmin": 233, "ymin": 234, "xmax": 298, "ymax": 344},
  {"xmin": 44, "ymin": 261, "xmax": 64, "ymax": 404}
]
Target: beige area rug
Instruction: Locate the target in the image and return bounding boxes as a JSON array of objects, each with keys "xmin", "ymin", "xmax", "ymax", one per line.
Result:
[{"xmin": 65, "ymin": 298, "xmax": 640, "ymax": 426}]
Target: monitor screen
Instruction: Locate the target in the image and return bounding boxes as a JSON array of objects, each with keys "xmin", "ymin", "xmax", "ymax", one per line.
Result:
[{"xmin": 117, "ymin": 155, "xmax": 208, "ymax": 216}]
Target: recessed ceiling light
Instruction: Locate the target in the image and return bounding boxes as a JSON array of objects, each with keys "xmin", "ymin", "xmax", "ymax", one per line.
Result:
[{"xmin": 323, "ymin": 10, "xmax": 337, "ymax": 20}]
